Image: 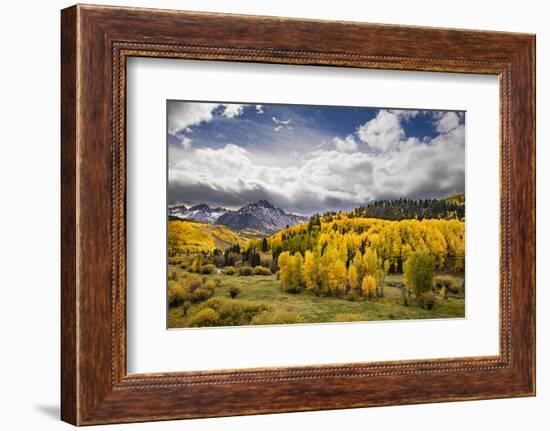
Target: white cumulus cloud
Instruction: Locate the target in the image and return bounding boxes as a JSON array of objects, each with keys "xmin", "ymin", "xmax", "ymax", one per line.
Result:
[
  {"xmin": 168, "ymin": 102, "xmax": 220, "ymax": 134},
  {"xmin": 168, "ymin": 106, "xmax": 465, "ymax": 214},
  {"xmin": 221, "ymin": 104, "xmax": 244, "ymax": 118},
  {"xmin": 434, "ymin": 111, "xmax": 460, "ymax": 133},
  {"xmin": 168, "ymin": 102, "xmax": 246, "ymax": 134},
  {"xmin": 356, "ymin": 110, "xmax": 404, "ymax": 152},
  {"xmin": 332, "ymin": 135, "xmax": 358, "ymax": 152},
  {"xmin": 389, "ymin": 109, "xmax": 420, "ymax": 120},
  {"xmin": 179, "ymin": 136, "xmax": 192, "ymax": 149}
]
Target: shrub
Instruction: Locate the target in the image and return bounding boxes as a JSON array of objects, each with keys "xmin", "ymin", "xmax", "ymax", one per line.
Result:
[
  {"xmin": 183, "ymin": 279, "xmax": 202, "ymax": 301},
  {"xmin": 447, "ymin": 283, "xmax": 460, "ymax": 294},
  {"xmin": 433, "ymin": 275, "xmax": 455, "ymax": 291},
  {"xmin": 200, "ymin": 263, "xmax": 216, "ymax": 274},
  {"xmin": 168, "ymin": 283, "xmax": 187, "ymax": 307},
  {"xmin": 250, "ymin": 310, "xmax": 302, "ymax": 325},
  {"xmin": 417, "ymin": 291, "xmax": 436, "ymax": 310},
  {"xmin": 434, "ymin": 275, "xmax": 464, "ymax": 297},
  {"xmin": 192, "ymin": 287, "xmax": 212, "ymax": 303},
  {"xmin": 212, "ymin": 254, "xmax": 225, "ymax": 267},
  {"xmin": 404, "ymin": 250, "xmax": 435, "ymax": 299},
  {"xmin": 253, "ymin": 265, "xmax": 271, "ymax": 276},
  {"xmin": 238, "ymin": 266, "xmax": 253, "ymax": 276},
  {"xmin": 191, "ymin": 255, "xmax": 204, "ymax": 273},
  {"xmin": 225, "ymin": 266, "xmax": 236, "ymax": 275},
  {"xmin": 170, "ymin": 277, "xmax": 217, "ymax": 305},
  {"xmin": 189, "ymin": 287, "xmax": 209, "ymax": 303},
  {"xmin": 205, "ymin": 278, "xmax": 218, "ymax": 290},
  {"xmin": 229, "ymin": 286, "xmax": 241, "ymax": 299},
  {"xmin": 193, "ymin": 297, "xmax": 270, "ymax": 326},
  {"xmin": 168, "ymin": 256, "xmax": 184, "ymax": 266},
  {"xmin": 260, "ymin": 254, "xmax": 273, "ymax": 268},
  {"xmin": 168, "ymin": 271, "xmax": 178, "ymax": 281},
  {"xmin": 186, "ymin": 308, "xmax": 220, "ymax": 327},
  {"xmin": 181, "ymin": 300, "xmax": 192, "ymax": 316}
]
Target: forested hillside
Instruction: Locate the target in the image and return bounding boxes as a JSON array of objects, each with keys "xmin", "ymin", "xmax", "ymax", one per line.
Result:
[
  {"xmin": 253, "ymin": 214, "xmax": 463, "ymax": 270},
  {"xmin": 168, "ymin": 201, "xmax": 465, "ymax": 328},
  {"xmin": 168, "ymin": 220, "xmax": 247, "ymax": 255},
  {"xmin": 246, "ymin": 213, "xmax": 465, "ymax": 297},
  {"xmin": 348, "ymin": 195, "xmax": 465, "ymax": 221}
]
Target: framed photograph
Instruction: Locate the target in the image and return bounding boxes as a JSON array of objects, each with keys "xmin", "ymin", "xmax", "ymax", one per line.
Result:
[
  {"xmin": 165, "ymin": 100, "xmax": 467, "ymax": 329},
  {"xmin": 61, "ymin": 4, "xmax": 535, "ymax": 425}
]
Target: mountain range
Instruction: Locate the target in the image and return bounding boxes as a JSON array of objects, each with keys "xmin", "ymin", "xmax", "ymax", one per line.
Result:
[
  {"xmin": 168, "ymin": 203, "xmax": 229, "ymax": 224},
  {"xmin": 168, "ymin": 200, "xmax": 309, "ymax": 235}
]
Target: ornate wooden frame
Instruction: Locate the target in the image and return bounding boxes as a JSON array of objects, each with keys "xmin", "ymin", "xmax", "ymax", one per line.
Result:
[{"xmin": 61, "ymin": 4, "xmax": 536, "ymax": 425}]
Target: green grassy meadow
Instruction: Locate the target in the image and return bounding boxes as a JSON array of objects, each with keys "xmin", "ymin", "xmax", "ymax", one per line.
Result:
[{"xmin": 168, "ymin": 266, "xmax": 465, "ymax": 328}]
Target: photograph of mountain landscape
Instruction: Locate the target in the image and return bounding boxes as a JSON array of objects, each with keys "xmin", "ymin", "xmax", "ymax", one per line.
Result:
[{"xmin": 167, "ymin": 100, "xmax": 466, "ymax": 328}]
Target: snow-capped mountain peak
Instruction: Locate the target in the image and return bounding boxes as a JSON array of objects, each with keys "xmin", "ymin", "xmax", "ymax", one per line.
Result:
[
  {"xmin": 216, "ymin": 200, "xmax": 308, "ymax": 234},
  {"xmin": 169, "ymin": 200, "xmax": 309, "ymax": 235},
  {"xmin": 168, "ymin": 204, "xmax": 229, "ymax": 224}
]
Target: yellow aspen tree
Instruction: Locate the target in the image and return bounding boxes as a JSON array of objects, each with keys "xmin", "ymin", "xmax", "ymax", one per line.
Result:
[
  {"xmin": 362, "ymin": 247, "xmax": 378, "ymax": 276},
  {"xmin": 192, "ymin": 254, "xmax": 203, "ymax": 273},
  {"xmin": 277, "ymin": 251, "xmax": 292, "ymax": 291},
  {"xmin": 318, "ymin": 246, "xmax": 339, "ymax": 294},
  {"xmin": 284, "ymin": 254, "xmax": 297, "ymax": 293},
  {"xmin": 423, "ymin": 223, "xmax": 447, "ymax": 269},
  {"xmin": 404, "ymin": 250, "xmax": 434, "ymax": 298},
  {"xmin": 317, "ymin": 233, "xmax": 330, "ymax": 254},
  {"xmin": 302, "ymin": 250, "xmax": 319, "ymax": 292},
  {"xmin": 383, "ymin": 259, "xmax": 390, "ymax": 275},
  {"xmin": 401, "ymin": 243, "xmax": 413, "ymax": 265},
  {"xmin": 375, "ymin": 258, "xmax": 390, "ymax": 297},
  {"xmin": 338, "ymin": 240, "xmax": 348, "ymax": 263},
  {"xmin": 293, "ymin": 252, "xmax": 304, "ymax": 289},
  {"xmin": 323, "ymin": 253, "xmax": 346, "ymax": 296},
  {"xmin": 441, "ymin": 219, "xmax": 465, "ymax": 271},
  {"xmin": 331, "ymin": 258, "xmax": 348, "ymax": 296},
  {"xmin": 361, "ymin": 275, "xmax": 377, "ymax": 300},
  {"xmin": 348, "ymin": 232, "xmax": 362, "ymax": 257},
  {"xmin": 347, "ymin": 264, "xmax": 359, "ymax": 291},
  {"xmin": 352, "ymin": 250, "xmax": 364, "ymax": 281}
]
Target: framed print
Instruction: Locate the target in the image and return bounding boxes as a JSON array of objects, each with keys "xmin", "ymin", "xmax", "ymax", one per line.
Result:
[
  {"xmin": 164, "ymin": 101, "xmax": 467, "ymax": 329},
  {"xmin": 61, "ymin": 4, "xmax": 536, "ymax": 425}
]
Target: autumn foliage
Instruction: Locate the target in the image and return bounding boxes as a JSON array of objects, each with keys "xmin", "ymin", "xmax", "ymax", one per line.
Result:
[
  {"xmin": 272, "ymin": 215, "xmax": 464, "ymax": 300},
  {"xmin": 404, "ymin": 250, "xmax": 435, "ymax": 298}
]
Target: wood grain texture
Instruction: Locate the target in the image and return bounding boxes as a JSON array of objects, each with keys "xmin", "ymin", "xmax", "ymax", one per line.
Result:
[
  {"xmin": 60, "ymin": 4, "xmax": 536, "ymax": 425},
  {"xmin": 60, "ymin": 5, "xmax": 78, "ymax": 425}
]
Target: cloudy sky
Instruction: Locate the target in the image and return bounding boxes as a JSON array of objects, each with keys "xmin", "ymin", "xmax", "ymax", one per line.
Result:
[{"xmin": 167, "ymin": 100, "xmax": 465, "ymax": 216}]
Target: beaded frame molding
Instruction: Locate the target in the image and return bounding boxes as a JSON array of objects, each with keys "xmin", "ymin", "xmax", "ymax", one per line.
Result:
[{"xmin": 61, "ymin": 4, "xmax": 535, "ymax": 425}]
